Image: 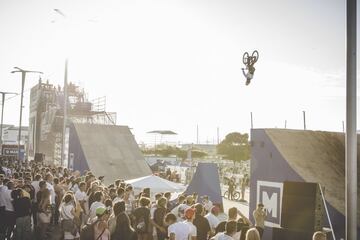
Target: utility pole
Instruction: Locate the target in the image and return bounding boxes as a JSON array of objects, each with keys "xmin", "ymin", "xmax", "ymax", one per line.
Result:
[
  {"xmin": 284, "ymin": 120, "xmax": 287, "ymax": 129},
  {"xmin": 196, "ymin": 125, "xmax": 199, "ymax": 144},
  {"xmin": 346, "ymin": 0, "xmax": 357, "ymax": 238},
  {"xmin": 61, "ymin": 59, "xmax": 68, "ymax": 167},
  {"xmin": 0, "ymin": 91, "xmax": 17, "ymax": 145},
  {"xmin": 303, "ymin": 111, "xmax": 306, "ymax": 130},
  {"xmin": 217, "ymin": 127, "xmax": 220, "ymax": 144},
  {"xmin": 250, "ymin": 112, "xmax": 254, "ymax": 129},
  {"xmin": 11, "ymin": 67, "xmax": 43, "ymax": 162}
]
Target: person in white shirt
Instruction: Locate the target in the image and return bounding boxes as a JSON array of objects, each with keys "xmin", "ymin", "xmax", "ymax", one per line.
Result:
[
  {"xmin": 206, "ymin": 206, "xmax": 221, "ymax": 232},
  {"xmin": 0, "ymin": 178, "xmax": 8, "ymax": 209},
  {"xmin": 75, "ymin": 182, "xmax": 88, "ymax": 223},
  {"xmin": 211, "ymin": 221, "xmax": 237, "ymax": 240},
  {"xmin": 45, "ymin": 173, "xmax": 56, "ymax": 205},
  {"xmin": 202, "ymin": 195, "xmax": 213, "ymax": 214},
  {"xmin": 112, "ymin": 187, "xmax": 125, "ymax": 204},
  {"xmin": 89, "ymin": 191, "xmax": 105, "ymax": 220},
  {"xmin": 3, "ymin": 181, "xmax": 15, "ymax": 240},
  {"xmin": 0, "ymin": 177, "xmax": 7, "ymax": 239},
  {"xmin": 165, "ymin": 213, "xmax": 191, "ymax": 240},
  {"xmin": 184, "ymin": 208, "xmax": 197, "ymax": 240},
  {"xmin": 60, "ymin": 194, "xmax": 80, "ymax": 239},
  {"xmin": 31, "ymin": 174, "xmax": 42, "ymax": 196},
  {"xmin": 171, "ymin": 195, "xmax": 187, "ymax": 222}
]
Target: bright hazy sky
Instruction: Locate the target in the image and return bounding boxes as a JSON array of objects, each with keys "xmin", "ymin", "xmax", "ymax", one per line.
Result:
[{"xmin": 0, "ymin": 0, "xmax": 359, "ymax": 144}]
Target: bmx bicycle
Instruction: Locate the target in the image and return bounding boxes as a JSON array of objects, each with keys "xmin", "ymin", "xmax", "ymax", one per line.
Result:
[
  {"xmin": 242, "ymin": 50, "xmax": 259, "ymax": 85},
  {"xmin": 242, "ymin": 50, "xmax": 259, "ymax": 66},
  {"xmin": 222, "ymin": 190, "xmax": 241, "ymax": 201}
]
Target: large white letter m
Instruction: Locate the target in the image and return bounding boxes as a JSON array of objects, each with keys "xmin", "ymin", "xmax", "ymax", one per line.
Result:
[
  {"xmin": 262, "ymin": 191, "xmax": 278, "ymax": 218},
  {"xmin": 256, "ymin": 181, "xmax": 283, "ymax": 227}
]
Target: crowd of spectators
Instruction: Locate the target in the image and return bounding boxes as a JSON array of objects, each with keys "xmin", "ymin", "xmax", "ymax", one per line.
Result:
[{"xmin": 0, "ymin": 160, "xmax": 326, "ymax": 240}]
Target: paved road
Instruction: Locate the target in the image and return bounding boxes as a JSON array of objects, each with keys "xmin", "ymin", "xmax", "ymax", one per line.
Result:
[{"xmin": 222, "ymin": 188, "xmax": 250, "ymax": 217}]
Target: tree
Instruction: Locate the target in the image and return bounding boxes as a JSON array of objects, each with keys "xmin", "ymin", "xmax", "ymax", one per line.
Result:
[{"xmin": 217, "ymin": 132, "xmax": 250, "ymax": 163}]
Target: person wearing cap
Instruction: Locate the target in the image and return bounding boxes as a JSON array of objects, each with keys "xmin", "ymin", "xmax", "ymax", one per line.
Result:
[
  {"xmin": 184, "ymin": 208, "xmax": 197, "ymax": 240},
  {"xmin": 165, "ymin": 213, "xmax": 191, "ymax": 240},
  {"xmin": 253, "ymin": 203, "xmax": 266, "ymax": 238},
  {"xmin": 94, "ymin": 207, "xmax": 110, "ymax": 240},
  {"xmin": 205, "ymin": 206, "xmax": 220, "ymax": 232}
]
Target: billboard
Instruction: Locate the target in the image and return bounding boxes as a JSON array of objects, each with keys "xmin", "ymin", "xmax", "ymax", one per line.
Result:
[{"xmin": 1, "ymin": 144, "xmax": 25, "ymax": 160}]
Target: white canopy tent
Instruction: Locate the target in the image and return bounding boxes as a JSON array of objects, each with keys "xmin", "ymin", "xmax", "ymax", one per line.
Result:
[{"xmin": 125, "ymin": 175, "xmax": 186, "ymax": 196}]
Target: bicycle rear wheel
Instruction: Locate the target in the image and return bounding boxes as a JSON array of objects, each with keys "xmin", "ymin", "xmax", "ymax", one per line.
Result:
[
  {"xmin": 233, "ymin": 191, "xmax": 240, "ymax": 200},
  {"xmin": 243, "ymin": 52, "xmax": 249, "ymax": 65}
]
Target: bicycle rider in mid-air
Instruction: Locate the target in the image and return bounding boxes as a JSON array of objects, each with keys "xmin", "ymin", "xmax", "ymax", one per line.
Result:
[
  {"xmin": 242, "ymin": 60, "xmax": 256, "ymax": 86},
  {"xmin": 241, "ymin": 50, "xmax": 258, "ymax": 86}
]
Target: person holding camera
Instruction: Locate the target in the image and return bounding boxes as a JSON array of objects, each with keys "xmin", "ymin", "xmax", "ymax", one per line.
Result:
[{"xmin": 252, "ymin": 203, "xmax": 266, "ymax": 238}]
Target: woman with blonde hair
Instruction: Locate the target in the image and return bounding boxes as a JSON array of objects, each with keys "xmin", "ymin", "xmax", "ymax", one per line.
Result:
[
  {"xmin": 245, "ymin": 228, "xmax": 260, "ymax": 240},
  {"xmin": 60, "ymin": 193, "xmax": 80, "ymax": 240}
]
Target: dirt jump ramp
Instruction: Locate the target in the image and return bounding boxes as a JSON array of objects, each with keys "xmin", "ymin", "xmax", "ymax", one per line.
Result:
[
  {"xmin": 250, "ymin": 129, "xmax": 360, "ymax": 240},
  {"xmin": 68, "ymin": 123, "xmax": 152, "ymax": 184}
]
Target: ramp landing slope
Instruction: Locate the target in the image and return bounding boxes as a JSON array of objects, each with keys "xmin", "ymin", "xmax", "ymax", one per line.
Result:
[
  {"xmin": 69, "ymin": 123, "xmax": 152, "ymax": 184},
  {"xmin": 250, "ymin": 129, "xmax": 360, "ymax": 240},
  {"xmin": 265, "ymin": 129, "xmax": 359, "ymax": 222}
]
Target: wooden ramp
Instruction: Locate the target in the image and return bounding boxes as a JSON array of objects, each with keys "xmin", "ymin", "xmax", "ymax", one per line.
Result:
[{"xmin": 69, "ymin": 123, "xmax": 152, "ymax": 184}]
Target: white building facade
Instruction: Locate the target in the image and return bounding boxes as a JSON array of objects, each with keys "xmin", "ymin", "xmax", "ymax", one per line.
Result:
[{"xmin": 1, "ymin": 125, "xmax": 28, "ymax": 145}]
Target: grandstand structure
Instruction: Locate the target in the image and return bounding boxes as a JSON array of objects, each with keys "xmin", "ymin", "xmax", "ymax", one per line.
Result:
[{"xmin": 28, "ymin": 79, "xmax": 116, "ymax": 165}]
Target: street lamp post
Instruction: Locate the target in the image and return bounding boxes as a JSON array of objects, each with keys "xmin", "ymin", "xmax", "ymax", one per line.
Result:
[
  {"xmin": 346, "ymin": 0, "xmax": 357, "ymax": 239},
  {"xmin": 0, "ymin": 91, "xmax": 17, "ymax": 146},
  {"xmin": 53, "ymin": 9, "xmax": 69, "ymax": 167},
  {"xmin": 11, "ymin": 67, "xmax": 43, "ymax": 162},
  {"xmin": 62, "ymin": 59, "xmax": 68, "ymax": 167}
]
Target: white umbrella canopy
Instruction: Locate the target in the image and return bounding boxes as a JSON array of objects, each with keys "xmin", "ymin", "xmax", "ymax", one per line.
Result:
[{"xmin": 125, "ymin": 175, "xmax": 186, "ymax": 196}]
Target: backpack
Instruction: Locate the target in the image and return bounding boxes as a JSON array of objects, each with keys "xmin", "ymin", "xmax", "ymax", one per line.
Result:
[
  {"xmin": 80, "ymin": 220, "xmax": 98, "ymax": 240},
  {"xmin": 135, "ymin": 208, "xmax": 149, "ymax": 234}
]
